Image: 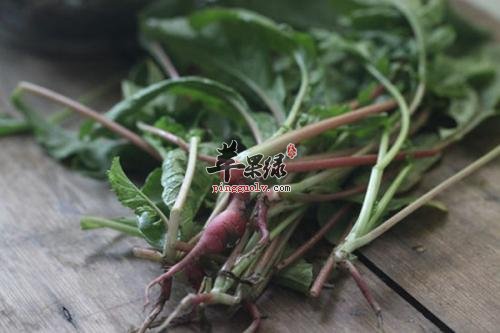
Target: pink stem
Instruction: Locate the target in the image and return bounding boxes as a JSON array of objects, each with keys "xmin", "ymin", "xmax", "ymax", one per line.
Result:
[
  {"xmin": 286, "ymin": 148, "xmax": 440, "ymax": 172},
  {"xmin": 149, "ymin": 42, "xmax": 180, "ymax": 79},
  {"xmin": 310, "ymin": 255, "xmax": 336, "ymax": 297},
  {"xmin": 244, "ymin": 301, "xmax": 263, "ymax": 333},
  {"xmin": 342, "ymin": 260, "xmax": 383, "ymax": 326},
  {"xmin": 253, "ymin": 235, "xmax": 282, "ymax": 276},
  {"xmin": 18, "ymin": 82, "xmax": 161, "ymax": 160},
  {"xmin": 251, "ymin": 100, "xmax": 397, "ymax": 157},
  {"xmin": 295, "ymin": 148, "xmax": 360, "ymax": 161}
]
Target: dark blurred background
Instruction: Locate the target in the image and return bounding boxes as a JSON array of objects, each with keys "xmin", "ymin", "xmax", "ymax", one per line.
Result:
[{"xmin": 0, "ymin": 0, "xmax": 152, "ymax": 55}]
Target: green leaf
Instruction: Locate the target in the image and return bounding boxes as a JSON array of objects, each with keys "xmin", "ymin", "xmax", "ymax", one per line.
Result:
[
  {"xmin": 11, "ymin": 89, "xmax": 125, "ymax": 177},
  {"xmin": 317, "ymin": 203, "xmax": 354, "ymax": 245},
  {"xmin": 188, "ymin": 8, "xmax": 307, "ymax": 52},
  {"xmin": 107, "ymin": 157, "xmax": 168, "ymax": 247},
  {"xmin": 274, "ymin": 256, "xmax": 313, "ymax": 294},
  {"xmin": 100, "ymin": 76, "xmax": 261, "ymax": 143},
  {"xmin": 0, "ymin": 113, "xmax": 30, "ymax": 136},
  {"xmin": 137, "ymin": 212, "xmax": 165, "ymax": 249},
  {"xmin": 127, "ymin": 59, "xmax": 165, "ymax": 88},
  {"xmin": 141, "ymin": 8, "xmax": 313, "ymax": 123},
  {"xmin": 216, "ymin": 0, "xmax": 343, "ymax": 30},
  {"xmin": 141, "ymin": 167, "xmax": 165, "ymax": 207},
  {"xmin": 251, "ymin": 112, "xmax": 279, "ymax": 141},
  {"xmin": 428, "ymin": 47, "xmax": 500, "ymax": 143}
]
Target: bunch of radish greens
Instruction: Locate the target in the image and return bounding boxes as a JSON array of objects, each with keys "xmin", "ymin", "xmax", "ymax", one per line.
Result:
[{"xmin": 4, "ymin": 0, "xmax": 500, "ymax": 332}]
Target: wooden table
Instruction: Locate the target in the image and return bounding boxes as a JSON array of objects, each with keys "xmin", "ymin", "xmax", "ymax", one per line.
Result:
[{"xmin": 1, "ymin": 1, "xmax": 498, "ymax": 332}]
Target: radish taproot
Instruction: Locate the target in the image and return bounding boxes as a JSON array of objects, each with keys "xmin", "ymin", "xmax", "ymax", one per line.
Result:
[{"xmin": 145, "ymin": 192, "xmax": 250, "ymax": 305}]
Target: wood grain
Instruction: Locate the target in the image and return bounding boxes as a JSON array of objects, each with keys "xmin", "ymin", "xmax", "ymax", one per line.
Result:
[
  {"xmin": 358, "ymin": 2, "xmax": 500, "ymax": 332},
  {"xmin": 0, "ymin": 42, "xmax": 436, "ymax": 332},
  {"xmin": 361, "ymin": 119, "xmax": 500, "ymax": 333},
  {"xmin": 0, "ymin": 139, "xmax": 436, "ymax": 333}
]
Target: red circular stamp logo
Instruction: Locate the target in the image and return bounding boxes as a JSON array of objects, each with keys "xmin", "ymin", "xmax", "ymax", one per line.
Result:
[{"xmin": 286, "ymin": 143, "xmax": 297, "ymax": 159}]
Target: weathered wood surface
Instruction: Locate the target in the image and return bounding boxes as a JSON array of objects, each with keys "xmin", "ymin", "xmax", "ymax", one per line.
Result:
[
  {"xmin": 359, "ymin": 1, "xmax": 500, "ymax": 332},
  {"xmin": 0, "ymin": 40, "xmax": 436, "ymax": 332},
  {"xmin": 361, "ymin": 120, "xmax": 500, "ymax": 333}
]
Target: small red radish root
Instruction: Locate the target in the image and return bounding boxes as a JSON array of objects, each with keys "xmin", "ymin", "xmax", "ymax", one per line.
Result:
[
  {"xmin": 138, "ymin": 280, "xmax": 171, "ymax": 333},
  {"xmin": 145, "ymin": 193, "xmax": 249, "ymax": 306},
  {"xmin": 243, "ymin": 301, "xmax": 263, "ymax": 333},
  {"xmin": 184, "ymin": 262, "xmax": 205, "ymax": 291}
]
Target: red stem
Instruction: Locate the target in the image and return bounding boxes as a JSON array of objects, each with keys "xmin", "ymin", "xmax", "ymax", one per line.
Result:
[
  {"xmin": 252, "ymin": 100, "xmax": 397, "ymax": 157},
  {"xmin": 18, "ymin": 82, "xmax": 161, "ymax": 160},
  {"xmin": 253, "ymin": 235, "xmax": 282, "ymax": 276},
  {"xmin": 310, "ymin": 255, "xmax": 336, "ymax": 297},
  {"xmin": 296, "ymin": 148, "xmax": 360, "ymax": 161},
  {"xmin": 286, "ymin": 148, "xmax": 440, "ymax": 173},
  {"xmin": 244, "ymin": 301, "xmax": 263, "ymax": 333},
  {"xmin": 277, "ymin": 205, "xmax": 352, "ymax": 270},
  {"xmin": 149, "ymin": 42, "xmax": 180, "ymax": 79},
  {"xmin": 342, "ymin": 260, "xmax": 383, "ymax": 326}
]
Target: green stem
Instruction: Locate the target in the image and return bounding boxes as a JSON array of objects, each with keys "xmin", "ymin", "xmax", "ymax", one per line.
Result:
[
  {"xmin": 338, "ymin": 63, "xmax": 411, "ymax": 251},
  {"xmin": 132, "ymin": 247, "xmax": 163, "ymax": 262},
  {"xmin": 269, "ymin": 208, "xmax": 305, "ymax": 240},
  {"xmin": 164, "ymin": 137, "xmax": 199, "ymax": 260},
  {"xmin": 361, "ymin": 164, "xmax": 412, "ymax": 235},
  {"xmin": 214, "ymin": 208, "xmax": 305, "ymax": 293},
  {"xmin": 0, "ymin": 117, "xmax": 30, "ymax": 136},
  {"xmin": 274, "ymin": 52, "xmax": 309, "ymax": 135},
  {"xmin": 138, "ymin": 122, "xmax": 216, "ymax": 163},
  {"xmin": 346, "ymin": 131, "xmax": 389, "ymax": 242},
  {"xmin": 365, "ymin": 65, "xmax": 410, "ymax": 169},
  {"xmin": 389, "ymin": 0, "xmax": 427, "ymax": 113},
  {"xmin": 156, "ymin": 292, "xmax": 240, "ymax": 331},
  {"xmin": 343, "ymin": 144, "xmax": 500, "ymax": 253},
  {"xmin": 80, "ymin": 216, "xmax": 142, "ymax": 237}
]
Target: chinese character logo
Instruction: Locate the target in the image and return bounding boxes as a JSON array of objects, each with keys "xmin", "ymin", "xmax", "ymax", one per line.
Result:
[
  {"xmin": 206, "ymin": 140, "xmax": 245, "ymax": 182},
  {"xmin": 244, "ymin": 154, "xmax": 263, "ymax": 179},
  {"xmin": 207, "ymin": 141, "xmax": 295, "ymax": 182}
]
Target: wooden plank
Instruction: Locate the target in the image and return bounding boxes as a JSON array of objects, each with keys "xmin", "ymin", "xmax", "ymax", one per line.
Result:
[
  {"xmin": 361, "ymin": 120, "xmax": 500, "ymax": 332},
  {"xmin": 359, "ymin": 3, "xmax": 500, "ymax": 332},
  {"xmin": 0, "ymin": 42, "xmax": 437, "ymax": 332},
  {"xmin": 0, "ymin": 140, "xmax": 438, "ymax": 333}
]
